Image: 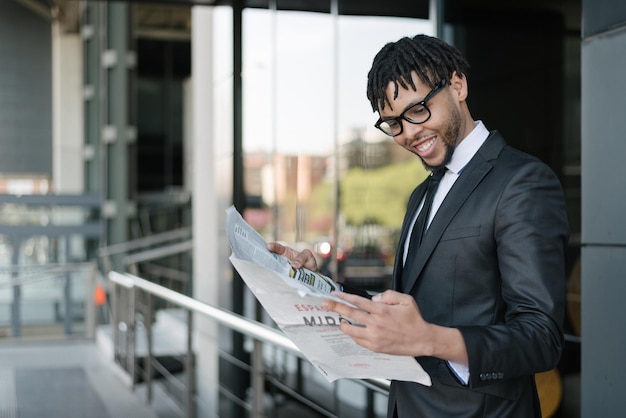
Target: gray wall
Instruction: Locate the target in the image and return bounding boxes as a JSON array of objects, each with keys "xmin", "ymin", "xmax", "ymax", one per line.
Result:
[
  {"xmin": 581, "ymin": 0, "xmax": 626, "ymax": 415},
  {"xmin": 0, "ymin": 1, "xmax": 52, "ymax": 175}
]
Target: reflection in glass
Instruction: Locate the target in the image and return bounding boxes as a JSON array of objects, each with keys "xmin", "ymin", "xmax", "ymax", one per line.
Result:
[{"xmin": 240, "ymin": 10, "xmax": 432, "ymax": 289}]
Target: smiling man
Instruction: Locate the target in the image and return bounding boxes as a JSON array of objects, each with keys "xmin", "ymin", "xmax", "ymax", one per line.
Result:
[{"xmin": 269, "ymin": 34, "xmax": 569, "ymax": 417}]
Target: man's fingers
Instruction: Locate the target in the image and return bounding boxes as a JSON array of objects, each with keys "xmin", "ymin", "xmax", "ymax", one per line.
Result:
[
  {"xmin": 294, "ymin": 249, "xmax": 317, "ymax": 269},
  {"xmin": 330, "ymin": 291, "xmax": 372, "ymax": 309},
  {"xmin": 371, "ymin": 290, "xmax": 410, "ymax": 305},
  {"xmin": 267, "ymin": 243, "xmax": 318, "ymax": 270},
  {"xmin": 322, "ymin": 297, "xmax": 368, "ymax": 328},
  {"xmin": 323, "ymin": 290, "xmax": 416, "ymax": 325},
  {"xmin": 267, "ymin": 242, "xmax": 290, "ymax": 257},
  {"xmin": 323, "ymin": 292, "xmax": 376, "ymax": 320}
]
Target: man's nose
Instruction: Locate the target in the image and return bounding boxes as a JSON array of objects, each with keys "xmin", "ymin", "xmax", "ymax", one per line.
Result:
[{"xmin": 398, "ymin": 119, "xmax": 424, "ymax": 141}]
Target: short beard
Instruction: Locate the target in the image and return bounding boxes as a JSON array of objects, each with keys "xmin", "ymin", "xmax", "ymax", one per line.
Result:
[
  {"xmin": 421, "ymin": 143, "xmax": 454, "ymax": 171},
  {"xmin": 421, "ymin": 103, "xmax": 463, "ymax": 171}
]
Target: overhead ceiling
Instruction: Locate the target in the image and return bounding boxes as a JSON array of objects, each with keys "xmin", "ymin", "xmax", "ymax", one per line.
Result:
[
  {"xmin": 14, "ymin": 0, "xmax": 580, "ymax": 39},
  {"xmin": 18, "ymin": 0, "xmax": 429, "ymax": 38},
  {"xmin": 133, "ymin": 4, "xmax": 192, "ymax": 40},
  {"xmin": 120, "ymin": 0, "xmax": 430, "ymax": 19}
]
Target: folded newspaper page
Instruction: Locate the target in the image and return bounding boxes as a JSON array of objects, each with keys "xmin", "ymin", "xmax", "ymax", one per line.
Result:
[{"xmin": 226, "ymin": 206, "xmax": 431, "ymax": 385}]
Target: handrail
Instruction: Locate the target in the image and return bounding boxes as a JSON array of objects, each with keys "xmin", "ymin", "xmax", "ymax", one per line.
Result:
[
  {"xmin": 0, "ymin": 193, "xmax": 102, "ymax": 206},
  {"xmin": 109, "ymin": 271, "xmax": 298, "ymax": 352},
  {"xmin": 0, "ymin": 262, "xmax": 95, "ymax": 288},
  {"xmin": 0, "ymin": 262, "xmax": 94, "ymax": 274},
  {"xmin": 123, "ymin": 240, "xmax": 193, "ymax": 266},
  {"xmin": 98, "ymin": 227, "xmax": 192, "ymax": 276},
  {"xmin": 98, "ymin": 227, "xmax": 192, "ymax": 257},
  {"xmin": 108, "ymin": 271, "xmax": 391, "ymax": 416}
]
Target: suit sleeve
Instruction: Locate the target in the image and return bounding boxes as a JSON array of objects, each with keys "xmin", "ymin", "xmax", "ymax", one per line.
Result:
[{"xmin": 457, "ymin": 160, "xmax": 569, "ymax": 388}]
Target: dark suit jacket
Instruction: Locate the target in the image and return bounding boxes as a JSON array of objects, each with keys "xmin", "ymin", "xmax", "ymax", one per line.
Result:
[{"xmin": 388, "ymin": 131, "xmax": 569, "ymax": 418}]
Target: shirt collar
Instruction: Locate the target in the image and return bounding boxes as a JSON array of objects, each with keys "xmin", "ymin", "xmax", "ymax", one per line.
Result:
[{"xmin": 445, "ymin": 120, "xmax": 490, "ymax": 175}]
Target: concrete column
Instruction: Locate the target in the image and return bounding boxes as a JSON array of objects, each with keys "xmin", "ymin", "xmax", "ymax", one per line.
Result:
[
  {"xmin": 52, "ymin": 22, "xmax": 84, "ymax": 194},
  {"xmin": 52, "ymin": 21, "xmax": 86, "ymax": 261},
  {"xmin": 581, "ymin": 0, "xmax": 626, "ymax": 415},
  {"xmin": 191, "ymin": 7, "xmax": 219, "ymax": 417}
]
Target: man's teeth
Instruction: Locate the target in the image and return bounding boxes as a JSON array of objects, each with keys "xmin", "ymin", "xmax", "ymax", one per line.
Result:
[{"xmin": 416, "ymin": 137, "xmax": 436, "ymax": 152}]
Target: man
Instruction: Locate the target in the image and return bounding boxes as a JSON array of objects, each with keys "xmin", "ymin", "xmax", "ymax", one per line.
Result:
[{"xmin": 269, "ymin": 34, "xmax": 568, "ymax": 417}]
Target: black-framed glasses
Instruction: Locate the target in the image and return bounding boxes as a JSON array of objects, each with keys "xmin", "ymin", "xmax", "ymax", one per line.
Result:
[{"xmin": 374, "ymin": 79, "xmax": 448, "ymax": 137}]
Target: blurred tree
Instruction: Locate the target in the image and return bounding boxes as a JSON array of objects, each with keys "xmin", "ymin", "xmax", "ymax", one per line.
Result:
[{"xmin": 341, "ymin": 160, "xmax": 428, "ymax": 228}]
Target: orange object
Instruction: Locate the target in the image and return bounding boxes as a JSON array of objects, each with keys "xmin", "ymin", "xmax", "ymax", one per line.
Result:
[{"xmin": 94, "ymin": 284, "xmax": 107, "ymax": 306}]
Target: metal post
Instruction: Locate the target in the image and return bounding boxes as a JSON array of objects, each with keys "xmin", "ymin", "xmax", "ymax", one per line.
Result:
[
  {"xmin": 104, "ymin": 1, "xmax": 132, "ymax": 253},
  {"xmin": 81, "ymin": 0, "xmax": 104, "ymax": 194},
  {"xmin": 112, "ymin": 281, "xmax": 120, "ymax": 363},
  {"xmin": 429, "ymin": 0, "xmax": 444, "ymax": 38},
  {"xmin": 366, "ymin": 387, "xmax": 375, "ymax": 418},
  {"xmin": 85, "ymin": 262, "xmax": 97, "ymax": 339},
  {"xmin": 186, "ymin": 309, "xmax": 196, "ymax": 418},
  {"xmin": 330, "ymin": 0, "xmax": 340, "ymax": 280},
  {"xmin": 64, "ymin": 237, "xmax": 73, "ymax": 335},
  {"xmin": 296, "ymin": 358, "xmax": 303, "ymax": 393},
  {"xmin": 145, "ymin": 292, "xmax": 153, "ymax": 402},
  {"xmin": 11, "ymin": 237, "xmax": 22, "ymax": 337},
  {"xmin": 231, "ymin": 2, "xmax": 249, "ymax": 416},
  {"xmin": 128, "ymin": 285, "xmax": 136, "ymax": 390},
  {"xmin": 252, "ymin": 339, "xmax": 265, "ymax": 418}
]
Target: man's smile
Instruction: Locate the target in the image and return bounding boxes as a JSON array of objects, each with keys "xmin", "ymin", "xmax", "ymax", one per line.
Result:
[{"xmin": 411, "ymin": 135, "xmax": 438, "ymax": 157}]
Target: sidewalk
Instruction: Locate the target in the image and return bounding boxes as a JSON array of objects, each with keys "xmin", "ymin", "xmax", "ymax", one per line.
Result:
[{"xmin": 0, "ymin": 339, "xmax": 159, "ymax": 418}]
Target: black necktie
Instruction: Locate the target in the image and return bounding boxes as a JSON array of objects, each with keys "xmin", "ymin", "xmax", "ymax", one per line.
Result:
[{"xmin": 406, "ymin": 168, "xmax": 446, "ymax": 260}]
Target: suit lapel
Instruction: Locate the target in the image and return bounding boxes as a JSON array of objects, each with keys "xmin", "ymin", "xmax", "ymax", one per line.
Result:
[{"xmin": 401, "ymin": 132, "xmax": 505, "ymax": 294}]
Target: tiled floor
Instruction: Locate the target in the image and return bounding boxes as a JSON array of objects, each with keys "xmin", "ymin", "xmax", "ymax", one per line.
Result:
[
  {"xmin": 0, "ymin": 337, "xmax": 580, "ymax": 418},
  {"xmin": 0, "ymin": 340, "xmax": 158, "ymax": 418}
]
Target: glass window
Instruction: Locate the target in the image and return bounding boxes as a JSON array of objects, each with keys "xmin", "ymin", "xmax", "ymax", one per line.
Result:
[{"xmin": 240, "ymin": 9, "xmax": 433, "ymax": 291}]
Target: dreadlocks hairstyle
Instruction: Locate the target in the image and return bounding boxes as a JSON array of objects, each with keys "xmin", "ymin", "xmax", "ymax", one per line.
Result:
[{"xmin": 366, "ymin": 34, "xmax": 471, "ymax": 112}]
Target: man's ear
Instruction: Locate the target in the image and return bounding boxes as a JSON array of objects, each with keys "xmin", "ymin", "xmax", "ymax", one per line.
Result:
[{"xmin": 450, "ymin": 71, "xmax": 468, "ymax": 101}]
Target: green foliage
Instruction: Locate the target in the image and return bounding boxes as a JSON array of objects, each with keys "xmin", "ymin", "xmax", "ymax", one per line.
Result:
[{"xmin": 340, "ymin": 160, "xmax": 428, "ymax": 228}]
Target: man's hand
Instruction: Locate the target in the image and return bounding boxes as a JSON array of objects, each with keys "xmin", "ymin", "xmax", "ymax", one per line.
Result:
[
  {"xmin": 322, "ymin": 290, "xmax": 468, "ymax": 365},
  {"xmin": 267, "ymin": 242, "xmax": 319, "ymax": 271}
]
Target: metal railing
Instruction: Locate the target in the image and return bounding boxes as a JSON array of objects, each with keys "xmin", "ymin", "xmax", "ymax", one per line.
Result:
[
  {"xmin": 0, "ymin": 193, "xmax": 104, "ymax": 337},
  {"xmin": 98, "ymin": 227, "xmax": 191, "ymax": 273},
  {"xmin": 0, "ymin": 262, "xmax": 99, "ymax": 339},
  {"xmin": 108, "ymin": 270, "xmax": 391, "ymax": 418},
  {"xmin": 98, "ymin": 227, "xmax": 192, "ymax": 294}
]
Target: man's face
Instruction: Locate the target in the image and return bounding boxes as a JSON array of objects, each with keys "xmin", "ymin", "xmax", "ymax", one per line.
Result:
[{"xmin": 378, "ymin": 73, "xmax": 463, "ymax": 170}]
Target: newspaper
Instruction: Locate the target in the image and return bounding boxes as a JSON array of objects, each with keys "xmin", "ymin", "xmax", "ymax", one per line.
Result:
[{"xmin": 226, "ymin": 206, "xmax": 431, "ymax": 385}]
